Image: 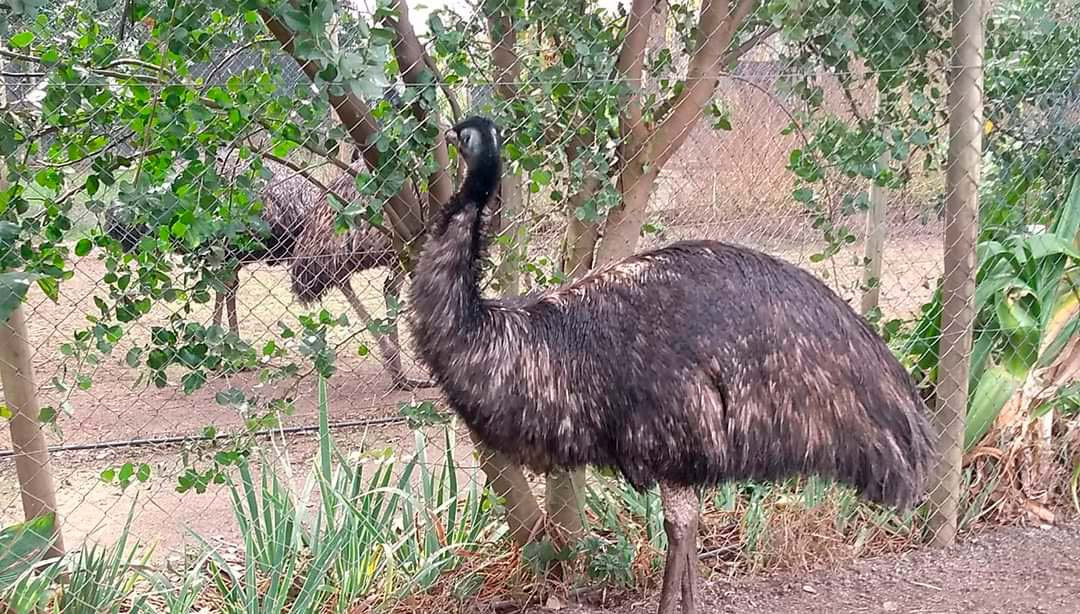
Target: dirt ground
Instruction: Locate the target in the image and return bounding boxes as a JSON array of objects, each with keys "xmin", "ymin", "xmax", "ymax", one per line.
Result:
[{"xmin": 537, "ymin": 524, "xmax": 1080, "ymax": 614}]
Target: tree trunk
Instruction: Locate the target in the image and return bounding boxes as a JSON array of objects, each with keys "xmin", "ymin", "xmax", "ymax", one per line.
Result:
[
  {"xmin": 598, "ymin": 0, "xmax": 761, "ymax": 264},
  {"xmin": 495, "ymin": 173, "xmax": 526, "ymax": 295},
  {"xmin": 479, "ymin": 1, "xmax": 551, "ymax": 548},
  {"xmin": 468, "ymin": 429, "xmax": 544, "ymax": 547}
]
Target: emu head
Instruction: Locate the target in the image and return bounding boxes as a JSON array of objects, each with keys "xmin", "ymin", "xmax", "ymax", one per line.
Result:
[{"xmin": 445, "ymin": 116, "xmax": 500, "ymax": 171}]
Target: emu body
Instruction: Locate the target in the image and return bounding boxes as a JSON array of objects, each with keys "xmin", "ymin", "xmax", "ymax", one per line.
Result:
[
  {"xmin": 103, "ymin": 157, "xmax": 312, "ymax": 336},
  {"xmin": 409, "ymin": 116, "xmax": 933, "ymax": 614}
]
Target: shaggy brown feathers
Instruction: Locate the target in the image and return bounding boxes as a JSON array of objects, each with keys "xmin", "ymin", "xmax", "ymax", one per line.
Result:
[
  {"xmin": 409, "ymin": 116, "xmax": 934, "ymax": 510},
  {"xmin": 288, "ymin": 169, "xmax": 398, "ymax": 304}
]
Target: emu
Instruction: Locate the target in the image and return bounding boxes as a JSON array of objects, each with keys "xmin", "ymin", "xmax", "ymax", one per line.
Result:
[
  {"xmin": 287, "ymin": 151, "xmax": 432, "ymax": 391},
  {"xmin": 407, "ymin": 116, "xmax": 934, "ymax": 614},
  {"xmin": 102, "ymin": 155, "xmax": 310, "ymax": 335},
  {"xmin": 104, "ymin": 152, "xmax": 430, "ymax": 390}
]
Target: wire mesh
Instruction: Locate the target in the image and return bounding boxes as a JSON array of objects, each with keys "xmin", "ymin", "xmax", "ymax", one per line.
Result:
[{"xmin": 0, "ymin": 0, "xmax": 1076, "ymax": 612}]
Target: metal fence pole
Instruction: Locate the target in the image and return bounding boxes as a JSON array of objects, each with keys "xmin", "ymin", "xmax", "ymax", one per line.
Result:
[
  {"xmin": 928, "ymin": 0, "xmax": 985, "ymax": 548},
  {"xmin": 0, "ymin": 302, "xmax": 65, "ymax": 559}
]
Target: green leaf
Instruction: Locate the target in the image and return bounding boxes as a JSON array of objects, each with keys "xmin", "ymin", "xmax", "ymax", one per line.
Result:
[
  {"xmin": 0, "ymin": 272, "xmax": 36, "ymax": 323},
  {"xmin": 84, "ymin": 174, "xmax": 100, "ymax": 197},
  {"xmin": 181, "ymin": 371, "xmax": 206, "ymax": 394},
  {"xmin": 136, "ymin": 463, "xmax": 151, "ymax": 483},
  {"xmin": 1038, "ymin": 310, "xmax": 1078, "ymax": 370},
  {"xmin": 530, "ymin": 169, "xmax": 552, "ymax": 187},
  {"xmin": 0, "ymin": 405, "xmax": 10, "ymax": 420},
  {"xmin": 36, "ymin": 276, "xmax": 58, "ymax": 303},
  {"xmin": 74, "ymin": 238, "xmax": 93, "ymax": 257},
  {"xmin": 37, "ymin": 406, "xmax": 57, "ymax": 424},
  {"xmin": 125, "ymin": 347, "xmax": 142, "ymax": 368},
  {"xmin": 9, "ymin": 32, "xmax": 35, "ymax": 48},
  {"xmin": 994, "ymin": 288, "xmax": 1041, "ymax": 376},
  {"xmin": 0, "ymin": 513, "xmax": 55, "ymax": 592},
  {"xmin": 118, "ymin": 462, "xmax": 134, "ymax": 485},
  {"xmin": 1050, "ymin": 173, "xmax": 1080, "ymax": 243},
  {"xmin": 965, "ymin": 365, "xmax": 1022, "ymax": 451},
  {"xmin": 792, "ymin": 187, "xmax": 814, "ymax": 203}
]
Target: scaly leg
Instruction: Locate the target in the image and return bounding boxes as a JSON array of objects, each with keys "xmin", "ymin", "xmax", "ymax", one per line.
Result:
[
  {"xmin": 212, "ymin": 293, "xmax": 224, "ymax": 329},
  {"xmin": 381, "ymin": 267, "xmax": 433, "ymax": 391},
  {"xmin": 210, "ymin": 268, "xmax": 240, "ymax": 336},
  {"xmin": 658, "ymin": 482, "xmax": 700, "ymax": 614},
  {"xmin": 225, "ymin": 275, "xmax": 240, "ymax": 337}
]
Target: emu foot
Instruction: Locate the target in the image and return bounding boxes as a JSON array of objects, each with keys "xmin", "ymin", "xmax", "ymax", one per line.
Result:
[{"xmin": 389, "ymin": 376, "xmax": 435, "ymax": 392}]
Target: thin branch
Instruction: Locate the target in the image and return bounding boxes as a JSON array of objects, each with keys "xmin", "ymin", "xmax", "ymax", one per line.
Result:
[
  {"xmin": 101, "ymin": 58, "xmax": 178, "ymax": 80},
  {"xmin": 0, "ymin": 49, "xmax": 41, "ymax": 64},
  {"xmin": 248, "ymin": 116, "xmax": 358, "ymax": 178},
  {"xmin": 421, "ymin": 49, "xmax": 462, "ymax": 122},
  {"xmin": 720, "ymin": 23, "xmax": 777, "ymax": 66},
  {"xmin": 201, "ymin": 37, "xmax": 275, "ymax": 89},
  {"xmin": 382, "ymin": 0, "xmax": 453, "ymax": 212},
  {"xmin": 649, "ymin": 0, "xmax": 761, "ymax": 170},
  {"xmin": 652, "ymin": 22, "xmax": 777, "ymax": 123}
]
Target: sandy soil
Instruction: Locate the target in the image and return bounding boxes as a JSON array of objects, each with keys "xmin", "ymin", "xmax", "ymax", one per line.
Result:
[{"xmin": 531, "ymin": 524, "xmax": 1080, "ymax": 614}]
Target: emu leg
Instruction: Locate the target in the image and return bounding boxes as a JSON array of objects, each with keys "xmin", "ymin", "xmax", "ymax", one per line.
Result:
[
  {"xmin": 211, "ymin": 292, "xmax": 224, "ymax": 329},
  {"xmin": 658, "ymin": 482, "xmax": 700, "ymax": 614},
  {"xmin": 340, "ymin": 279, "xmax": 429, "ymax": 391},
  {"xmin": 210, "ymin": 270, "xmax": 240, "ymax": 336},
  {"xmin": 225, "ymin": 273, "xmax": 240, "ymax": 337},
  {"xmin": 381, "ymin": 268, "xmax": 433, "ymax": 390}
]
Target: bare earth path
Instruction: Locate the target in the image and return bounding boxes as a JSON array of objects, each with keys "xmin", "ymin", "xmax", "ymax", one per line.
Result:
[{"xmin": 539, "ymin": 524, "xmax": 1080, "ymax": 614}]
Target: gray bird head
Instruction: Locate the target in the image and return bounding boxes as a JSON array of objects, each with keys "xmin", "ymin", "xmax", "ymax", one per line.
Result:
[{"xmin": 445, "ymin": 116, "xmax": 500, "ymax": 168}]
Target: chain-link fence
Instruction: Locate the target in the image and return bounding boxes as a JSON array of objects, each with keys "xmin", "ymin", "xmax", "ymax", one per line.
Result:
[{"xmin": 0, "ymin": 0, "xmax": 1077, "ymax": 612}]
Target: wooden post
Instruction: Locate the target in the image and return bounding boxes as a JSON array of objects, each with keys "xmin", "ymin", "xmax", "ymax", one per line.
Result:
[
  {"xmin": 0, "ymin": 54, "xmax": 64, "ymax": 558},
  {"xmin": 928, "ymin": 0, "xmax": 984, "ymax": 548},
  {"xmin": 0, "ymin": 303, "xmax": 65, "ymax": 559},
  {"xmin": 860, "ymin": 93, "xmax": 890, "ymax": 316}
]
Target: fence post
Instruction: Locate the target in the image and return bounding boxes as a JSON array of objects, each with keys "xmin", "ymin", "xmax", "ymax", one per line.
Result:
[
  {"xmin": 0, "ymin": 302, "xmax": 65, "ymax": 559},
  {"xmin": 928, "ymin": 0, "xmax": 984, "ymax": 547},
  {"xmin": 860, "ymin": 94, "xmax": 889, "ymax": 316},
  {"xmin": 0, "ymin": 52, "xmax": 64, "ymax": 557}
]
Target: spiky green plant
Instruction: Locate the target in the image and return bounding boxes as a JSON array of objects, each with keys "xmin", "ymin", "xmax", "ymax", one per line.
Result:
[{"xmin": 56, "ymin": 500, "xmax": 149, "ymax": 614}]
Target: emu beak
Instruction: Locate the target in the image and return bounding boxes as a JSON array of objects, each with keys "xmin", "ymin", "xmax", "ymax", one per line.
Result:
[{"xmin": 444, "ymin": 128, "xmax": 459, "ymax": 149}]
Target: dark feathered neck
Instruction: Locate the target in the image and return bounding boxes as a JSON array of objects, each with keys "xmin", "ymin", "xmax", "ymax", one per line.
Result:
[
  {"xmin": 461, "ymin": 150, "xmax": 501, "ymax": 208},
  {"xmin": 435, "ymin": 150, "xmax": 501, "ymax": 229},
  {"xmin": 409, "ymin": 148, "xmax": 502, "ymax": 368}
]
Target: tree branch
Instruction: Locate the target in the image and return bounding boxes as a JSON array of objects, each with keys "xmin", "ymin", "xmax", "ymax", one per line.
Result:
[
  {"xmin": 721, "ymin": 23, "xmax": 776, "ymax": 66},
  {"xmin": 258, "ymin": 4, "xmax": 426, "ymax": 241},
  {"xmin": 650, "ymin": 22, "xmax": 776, "ymax": 124},
  {"xmin": 649, "ymin": 0, "xmax": 760, "ymax": 169},
  {"xmin": 382, "ymin": 0, "xmax": 454, "ymax": 213},
  {"xmin": 201, "ymin": 37, "xmax": 276, "ymax": 90},
  {"xmin": 421, "ymin": 49, "xmax": 462, "ymax": 122},
  {"xmin": 615, "ymin": 0, "xmax": 658, "ymax": 153}
]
